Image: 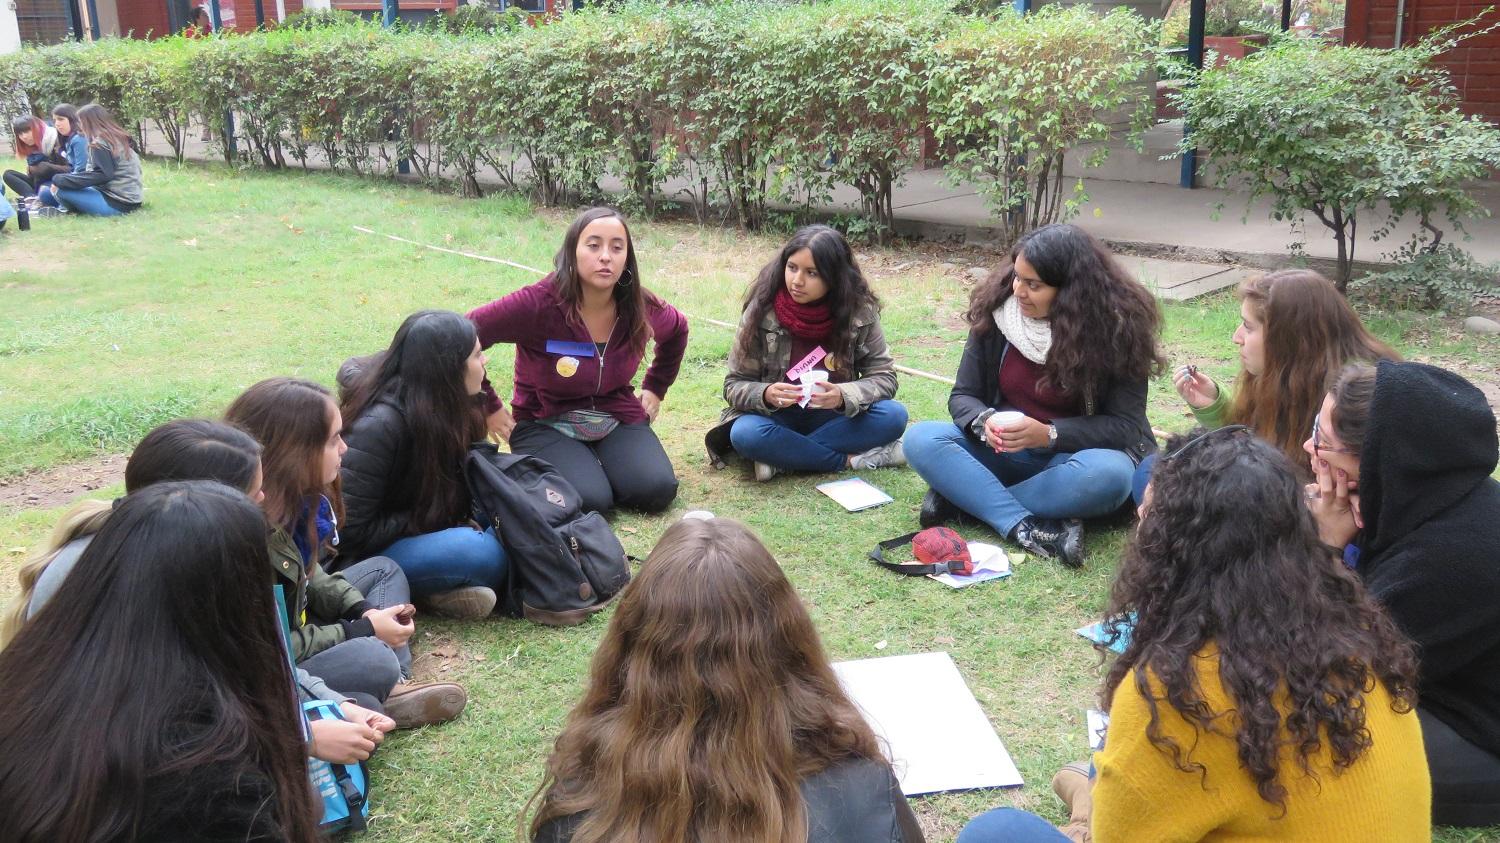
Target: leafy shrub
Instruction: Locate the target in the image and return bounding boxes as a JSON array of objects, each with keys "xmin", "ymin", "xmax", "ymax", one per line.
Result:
[
  {"xmin": 1354, "ymin": 241, "xmax": 1500, "ymax": 315},
  {"xmin": 929, "ymin": 5, "xmax": 1155, "ymax": 245},
  {"xmin": 0, "ymin": 0, "xmax": 1154, "ymax": 239},
  {"xmin": 1175, "ymin": 15, "xmax": 1500, "ymax": 290}
]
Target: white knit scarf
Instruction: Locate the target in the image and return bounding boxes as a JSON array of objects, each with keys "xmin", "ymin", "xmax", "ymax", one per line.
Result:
[{"xmin": 994, "ymin": 295, "xmax": 1053, "ymax": 364}]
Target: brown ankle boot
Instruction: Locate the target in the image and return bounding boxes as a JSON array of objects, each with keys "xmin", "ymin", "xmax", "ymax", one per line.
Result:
[
  {"xmin": 1051, "ymin": 761, "xmax": 1093, "ymax": 842},
  {"xmin": 384, "ymin": 681, "xmax": 467, "ymax": 729}
]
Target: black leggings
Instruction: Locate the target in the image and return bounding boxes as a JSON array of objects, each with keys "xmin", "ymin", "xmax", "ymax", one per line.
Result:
[
  {"xmin": 1421, "ymin": 707, "xmax": 1500, "ymax": 827},
  {"xmin": 3, "ymin": 170, "xmax": 36, "ymax": 198},
  {"xmin": 510, "ymin": 420, "xmax": 678, "ymax": 514}
]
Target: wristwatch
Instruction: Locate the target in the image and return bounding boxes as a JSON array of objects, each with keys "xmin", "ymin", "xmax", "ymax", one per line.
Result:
[{"xmin": 1047, "ymin": 424, "xmax": 1059, "ymax": 449}]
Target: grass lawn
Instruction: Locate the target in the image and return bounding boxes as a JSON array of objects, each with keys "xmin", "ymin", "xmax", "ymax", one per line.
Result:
[{"xmin": 2, "ymin": 161, "xmax": 1498, "ymax": 842}]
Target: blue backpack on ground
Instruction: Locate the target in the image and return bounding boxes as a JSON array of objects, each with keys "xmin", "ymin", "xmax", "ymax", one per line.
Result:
[{"xmin": 304, "ymin": 699, "xmax": 371, "ymax": 833}]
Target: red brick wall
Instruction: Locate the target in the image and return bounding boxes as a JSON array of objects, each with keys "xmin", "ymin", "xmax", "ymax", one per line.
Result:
[
  {"xmin": 1346, "ymin": 0, "xmax": 1500, "ymax": 123},
  {"xmin": 116, "ymin": 0, "xmax": 171, "ymax": 37}
]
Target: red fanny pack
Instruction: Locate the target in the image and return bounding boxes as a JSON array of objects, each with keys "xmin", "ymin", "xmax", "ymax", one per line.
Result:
[{"xmin": 869, "ymin": 527, "xmax": 973, "ymax": 576}]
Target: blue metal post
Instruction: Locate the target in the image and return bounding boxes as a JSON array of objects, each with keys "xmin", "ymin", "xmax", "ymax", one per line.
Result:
[
  {"xmin": 1012, "ymin": 0, "xmax": 1030, "ymax": 12},
  {"xmin": 382, "ymin": 0, "xmax": 410, "ymax": 175},
  {"xmin": 1178, "ymin": 0, "xmax": 1206, "ymax": 189}
]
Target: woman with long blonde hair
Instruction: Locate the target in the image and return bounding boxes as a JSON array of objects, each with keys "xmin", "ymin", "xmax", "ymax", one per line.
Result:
[{"xmin": 527, "ymin": 517, "xmax": 922, "ymax": 843}]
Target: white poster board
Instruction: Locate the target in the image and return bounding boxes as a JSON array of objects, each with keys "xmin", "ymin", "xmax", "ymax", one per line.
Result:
[{"xmin": 832, "ymin": 651, "xmax": 1024, "ymax": 796}]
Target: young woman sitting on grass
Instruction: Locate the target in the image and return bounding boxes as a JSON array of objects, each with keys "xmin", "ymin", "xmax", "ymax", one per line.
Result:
[
  {"xmin": 47, "ymin": 103, "xmax": 143, "ymax": 217},
  {"xmin": 2, "ymin": 418, "xmax": 264, "ymax": 647},
  {"xmin": 5, "ymin": 115, "xmax": 66, "ymax": 199},
  {"xmin": 959, "ymin": 428, "xmax": 1430, "ymax": 842},
  {"xmin": 30, "ymin": 103, "xmax": 84, "ymax": 211},
  {"xmin": 704, "ymin": 224, "xmax": 908, "ymax": 481},
  {"xmin": 527, "ymin": 516, "xmax": 924, "ymax": 843},
  {"xmin": 227, "ymin": 377, "xmax": 468, "ymax": 729},
  {"xmin": 904, "ymin": 223, "xmax": 1163, "ymax": 568},
  {"xmin": 1141, "ymin": 269, "xmax": 1399, "ymax": 501},
  {"xmin": 468, "ymin": 206, "xmax": 687, "ymax": 514},
  {"xmin": 1306, "ymin": 361, "xmax": 1500, "ymax": 827},
  {"xmin": 339, "ymin": 309, "xmax": 508, "ymax": 620},
  {"xmin": 0, "ymin": 481, "xmax": 324, "ymax": 843}
]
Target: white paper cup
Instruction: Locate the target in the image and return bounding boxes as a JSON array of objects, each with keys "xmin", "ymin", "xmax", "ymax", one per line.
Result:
[
  {"xmin": 800, "ymin": 370, "xmax": 829, "ymax": 403},
  {"xmin": 991, "ymin": 410, "xmax": 1026, "ymax": 430}
]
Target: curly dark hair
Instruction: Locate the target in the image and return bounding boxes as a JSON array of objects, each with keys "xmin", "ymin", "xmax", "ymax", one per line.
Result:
[
  {"xmin": 1104, "ymin": 429, "xmax": 1419, "ymax": 809},
  {"xmin": 735, "ymin": 225, "xmax": 880, "ymax": 367},
  {"xmin": 966, "ymin": 224, "xmax": 1163, "ymax": 395}
]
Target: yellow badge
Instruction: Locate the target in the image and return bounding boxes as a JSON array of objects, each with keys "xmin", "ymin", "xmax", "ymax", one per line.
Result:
[
  {"xmin": 824, "ymin": 354, "xmax": 839, "ymax": 373},
  {"xmin": 556, "ymin": 356, "xmax": 580, "ymax": 378}
]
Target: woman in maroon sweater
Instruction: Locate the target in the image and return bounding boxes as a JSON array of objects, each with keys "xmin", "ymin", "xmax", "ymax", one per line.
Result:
[
  {"xmin": 903, "ymin": 224, "xmax": 1163, "ymax": 568},
  {"xmin": 467, "ymin": 207, "xmax": 688, "ymax": 514}
]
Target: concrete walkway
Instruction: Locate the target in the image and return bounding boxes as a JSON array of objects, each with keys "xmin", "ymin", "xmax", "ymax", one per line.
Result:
[{"xmin": 139, "ymin": 124, "xmax": 1500, "ymax": 300}]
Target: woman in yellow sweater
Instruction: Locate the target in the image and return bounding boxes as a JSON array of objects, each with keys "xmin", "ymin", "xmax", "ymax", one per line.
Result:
[{"xmin": 958, "ymin": 427, "xmax": 1431, "ymax": 843}]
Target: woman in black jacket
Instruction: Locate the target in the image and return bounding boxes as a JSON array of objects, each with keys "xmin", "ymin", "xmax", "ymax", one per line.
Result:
[
  {"xmin": 904, "ymin": 224, "xmax": 1163, "ymax": 568},
  {"xmin": 1306, "ymin": 360, "xmax": 1500, "ymax": 827}
]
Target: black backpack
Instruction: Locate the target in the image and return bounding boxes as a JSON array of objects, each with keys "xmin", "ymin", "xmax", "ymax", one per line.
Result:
[{"xmin": 464, "ymin": 442, "xmax": 630, "ymax": 626}]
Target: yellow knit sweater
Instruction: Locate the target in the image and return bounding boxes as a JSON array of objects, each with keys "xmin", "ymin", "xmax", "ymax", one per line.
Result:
[{"xmin": 1092, "ymin": 649, "xmax": 1431, "ymax": 843}]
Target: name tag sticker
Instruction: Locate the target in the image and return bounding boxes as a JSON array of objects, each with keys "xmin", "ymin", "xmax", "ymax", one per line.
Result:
[{"xmin": 546, "ymin": 340, "xmax": 596, "ymax": 358}]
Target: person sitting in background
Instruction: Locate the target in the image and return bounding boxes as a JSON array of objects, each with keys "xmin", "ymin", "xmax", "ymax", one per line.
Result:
[
  {"xmin": 48, "ymin": 103, "xmax": 143, "ymax": 217},
  {"xmin": 5, "ymin": 115, "xmax": 68, "ymax": 201},
  {"xmin": 32, "ymin": 103, "xmax": 84, "ymax": 212},
  {"xmin": 0, "ymin": 481, "xmax": 324, "ymax": 842},
  {"xmin": 527, "ymin": 516, "xmax": 923, "ymax": 843},
  {"xmin": 959, "ymin": 428, "xmax": 1430, "ymax": 842},
  {"xmin": 1306, "ymin": 360, "xmax": 1500, "ymax": 827}
]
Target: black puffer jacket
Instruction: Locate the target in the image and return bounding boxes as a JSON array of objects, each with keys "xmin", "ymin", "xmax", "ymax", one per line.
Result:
[
  {"xmin": 1357, "ymin": 360, "xmax": 1500, "ymax": 758},
  {"xmin": 338, "ymin": 392, "xmax": 469, "ymax": 566},
  {"xmin": 533, "ymin": 757, "xmax": 924, "ymax": 843}
]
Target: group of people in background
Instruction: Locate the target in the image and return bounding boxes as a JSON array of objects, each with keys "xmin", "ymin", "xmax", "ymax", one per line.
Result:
[
  {"xmin": 1, "ymin": 204, "xmax": 1496, "ymax": 841},
  {"xmin": 3, "ymin": 101, "xmax": 144, "ymax": 230}
]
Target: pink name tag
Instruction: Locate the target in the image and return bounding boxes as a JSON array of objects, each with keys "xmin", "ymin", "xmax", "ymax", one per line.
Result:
[{"xmin": 785, "ymin": 346, "xmax": 827, "ymax": 383}]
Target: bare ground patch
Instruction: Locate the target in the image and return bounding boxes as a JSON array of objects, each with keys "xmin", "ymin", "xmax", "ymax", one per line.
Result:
[{"xmin": 0, "ymin": 454, "xmax": 127, "ymax": 511}]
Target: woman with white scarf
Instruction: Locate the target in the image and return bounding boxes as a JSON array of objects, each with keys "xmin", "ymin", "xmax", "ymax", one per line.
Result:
[{"xmin": 903, "ymin": 224, "xmax": 1164, "ymax": 568}]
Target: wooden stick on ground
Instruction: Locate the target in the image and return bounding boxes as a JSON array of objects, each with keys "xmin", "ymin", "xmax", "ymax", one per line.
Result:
[{"xmin": 352, "ymin": 225, "xmax": 959, "ymax": 387}]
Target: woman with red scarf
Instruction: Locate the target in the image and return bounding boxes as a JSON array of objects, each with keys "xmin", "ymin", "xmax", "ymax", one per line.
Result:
[{"xmin": 705, "ymin": 225, "xmax": 907, "ymax": 481}]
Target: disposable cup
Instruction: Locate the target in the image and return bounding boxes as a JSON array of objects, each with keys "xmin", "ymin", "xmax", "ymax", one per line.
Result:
[
  {"xmin": 800, "ymin": 370, "xmax": 829, "ymax": 403},
  {"xmin": 991, "ymin": 410, "xmax": 1026, "ymax": 430}
]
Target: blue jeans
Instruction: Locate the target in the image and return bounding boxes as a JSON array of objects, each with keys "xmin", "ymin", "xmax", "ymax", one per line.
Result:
[
  {"xmin": 36, "ymin": 184, "xmax": 60, "ymax": 207},
  {"xmin": 379, "ymin": 526, "xmax": 508, "ymax": 602},
  {"xmin": 903, "ymin": 420, "xmax": 1135, "ymax": 538},
  {"xmin": 728, "ymin": 400, "xmax": 908, "ymax": 473},
  {"xmin": 54, "ymin": 186, "xmax": 125, "ymax": 216},
  {"xmin": 1131, "ymin": 452, "xmax": 1159, "ymax": 507},
  {"xmin": 957, "ymin": 808, "xmax": 1071, "ymax": 843}
]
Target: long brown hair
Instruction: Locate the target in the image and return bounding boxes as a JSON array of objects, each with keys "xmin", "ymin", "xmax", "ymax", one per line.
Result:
[
  {"xmin": 76, "ymin": 102, "xmax": 134, "ymax": 160},
  {"xmin": 1104, "ymin": 430, "xmax": 1418, "ymax": 810},
  {"xmin": 526, "ymin": 518, "xmax": 884, "ymax": 843},
  {"xmin": 225, "ymin": 378, "xmax": 342, "ymax": 548},
  {"xmin": 551, "ymin": 206, "xmax": 659, "ymax": 354},
  {"xmin": 1226, "ymin": 271, "xmax": 1398, "ymax": 473},
  {"xmin": 966, "ymin": 224, "xmax": 1163, "ymax": 395}
]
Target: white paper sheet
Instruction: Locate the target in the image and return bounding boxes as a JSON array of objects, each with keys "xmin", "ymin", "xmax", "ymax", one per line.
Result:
[
  {"xmin": 930, "ymin": 541, "xmax": 1013, "ymax": 588},
  {"xmin": 832, "ymin": 651, "xmax": 1024, "ymax": 795}
]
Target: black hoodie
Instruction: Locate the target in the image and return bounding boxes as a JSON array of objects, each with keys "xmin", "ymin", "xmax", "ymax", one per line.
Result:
[{"xmin": 1357, "ymin": 359, "xmax": 1500, "ymax": 757}]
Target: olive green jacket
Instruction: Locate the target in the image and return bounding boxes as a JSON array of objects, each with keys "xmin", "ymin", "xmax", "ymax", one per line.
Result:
[{"xmin": 269, "ymin": 525, "xmax": 374, "ymax": 663}]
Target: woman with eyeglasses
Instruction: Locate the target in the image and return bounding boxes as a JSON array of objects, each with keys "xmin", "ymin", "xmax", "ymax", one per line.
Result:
[
  {"xmin": 1305, "ymin": 360, "xmax": 1500, "ymax": 828},
  {"xmin": 904, "ymin": 224, "xmax": 1163, "ymax": 568},
  {"xmin": 958, "ymin": 427, "xmax": 1430, "ymax": 842}
]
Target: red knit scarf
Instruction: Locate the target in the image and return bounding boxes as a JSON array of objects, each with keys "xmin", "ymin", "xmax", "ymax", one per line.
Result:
[{"xmin": 773, "ymin": 287, "xmax": 834, "ymax": 341}]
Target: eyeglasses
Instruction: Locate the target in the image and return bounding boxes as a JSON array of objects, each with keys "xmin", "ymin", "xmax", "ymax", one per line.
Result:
[
  {"xmin": 1161, "ymin": 424, "xmax": 1251, "ymax": 463},
  {"xmin": 1311, "ymin": 415, "xmax": 1356, "ymax": 456}
]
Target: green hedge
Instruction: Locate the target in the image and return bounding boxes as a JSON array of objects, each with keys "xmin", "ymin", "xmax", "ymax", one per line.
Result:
[{"xmin": 0, "ymin": 0, "xmax": 1154, "ymax": 240}]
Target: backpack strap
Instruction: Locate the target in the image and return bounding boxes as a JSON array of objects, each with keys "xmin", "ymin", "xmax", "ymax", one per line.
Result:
[
  {"xmin": 334, "ymin": 764, "xmax": 368, "ymax": 833},
  {"xmin": 868, "ymin": 532, "xmax": 968, "ymax": 576}
]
